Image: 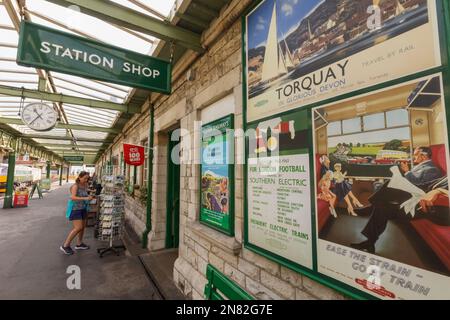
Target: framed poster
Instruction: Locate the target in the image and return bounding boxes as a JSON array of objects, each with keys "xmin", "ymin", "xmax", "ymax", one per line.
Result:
[
  {"xmin": 312, "ymin": 73, "xmax": 450, "ymax": 299},
  {"xmin": 243, "ymin": 0, "xmax": 450, "ymax": 300},
  {"xmin": 200, "ymin": 115, "xmax": 235, "ymax": 235},
  {"xmin": 244, "ymin": 0, "xmax": 442, "ymax": 123},
  {"xmin": 246, "ymin": 109, "xmax": 314, "ymax": 269}
]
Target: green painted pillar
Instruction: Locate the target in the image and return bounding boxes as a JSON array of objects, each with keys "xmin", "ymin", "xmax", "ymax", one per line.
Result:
[
  {"xmin": 66, "ymin": 165, "xmax": 70, "ymax": 182},
  {"xmin": 46, "ymin": 161, "xmax": 51, "ymax": 179},
  {"xmin": 3, "ymin": 152, "xmax": 16, "ymax": 209},
  {"xmin": 142, "ymin": 105, "xmax": 154, "ymax": 248},
  {"xmin": 59, "ymin": 165, "xmax": 63, "ymax": 186}
]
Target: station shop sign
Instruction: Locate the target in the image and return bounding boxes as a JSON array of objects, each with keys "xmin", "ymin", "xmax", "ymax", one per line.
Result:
[
  {"xmin": 243, "ymin": 0, "xmax": 449, "ymax": 300},
  {"xmin": 17, "ymin": 21, "xmax": 171, "ymax": 94}
]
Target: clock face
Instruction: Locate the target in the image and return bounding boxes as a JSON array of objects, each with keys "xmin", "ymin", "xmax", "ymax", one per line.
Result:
[{"xmin": 21, "ymin": 103, "xmax": 58, "ymax": 131}]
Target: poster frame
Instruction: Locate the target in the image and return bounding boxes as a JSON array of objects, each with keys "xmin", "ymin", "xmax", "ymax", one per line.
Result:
[
  {"xmin": 199, "ymin": 114, "xmax": 235, "ymax": 236},
  {"xmin": 242, "ymin": 0, "xmax": 450, "ymax": 300}
]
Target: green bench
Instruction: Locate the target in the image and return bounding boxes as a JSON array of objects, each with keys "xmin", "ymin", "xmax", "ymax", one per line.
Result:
[{"xmin": 204, "ymin": 264, "xmax": 254, "ymax": 300}]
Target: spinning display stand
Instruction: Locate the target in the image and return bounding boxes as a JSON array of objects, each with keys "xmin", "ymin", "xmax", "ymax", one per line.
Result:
[{"xmin": 96, "ymin": 175, "xmax": 126, "ymax": 257}]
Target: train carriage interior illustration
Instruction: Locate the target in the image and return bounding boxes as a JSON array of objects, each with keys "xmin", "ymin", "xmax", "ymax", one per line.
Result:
[{"xmin": 313, "ymin": 75, "xmax": 450, "ymax": 275}]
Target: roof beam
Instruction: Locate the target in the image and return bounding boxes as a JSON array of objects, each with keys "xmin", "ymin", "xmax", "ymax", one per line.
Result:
[
  {"xmin": 55, "ymin": 152, "xmax": 99, "ymax": 155},
  {"xmin": 45, "ymin": 0, "xmax": 204, "ymax": 52},
  {"xmin": 40, "ymin": 143, "xmax": 105, "ymax": 149},
  {"xmin": 21, "ymin": 134, "xmax": 111, "ymax": 143},
  {"xmin": 0, "ymin": 85, "xmax": 139, "ymax": 113},
  {"xmin": 127, "ymin": 0, "xmax": 167, "ymax": 20},
  {"xmin": 0, "ymin": 117, "xmax": 120, "ymax": 133},
  {"xmin": 175, "ymin": 12, "xmax": 209, "ymax": 29},
  {"xmin": 190, "ymin": 3, "xmax": 219, "ymax": 19},
  {"xmin": 0, "ymin": 24, "xmax": 15, "ymax": 31}
]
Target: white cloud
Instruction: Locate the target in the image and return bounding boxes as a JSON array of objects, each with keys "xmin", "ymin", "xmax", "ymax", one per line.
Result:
[
  {"xmin": 256, "ymin": 41, "xmax": 267, "ymax": 48},
  {"xmin": 291, "ymin": 0, "xmax": 299, "ymax": 4},
  {"xmin": 256, "ymin": 16, "xmax": 266, "ymax": 31},
  {"xmin": 256, "ymin": 23, "xmax": 265, "ymax": 31},
  {"xmin": 281, "ymin": 3, "xmax": 293, "ymax": 16}
]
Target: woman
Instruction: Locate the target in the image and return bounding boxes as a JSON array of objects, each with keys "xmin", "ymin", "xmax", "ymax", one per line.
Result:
[
  {"xmin": 333, "ymin": 163, "xmax": 363, "ymax": 216},
  {"xmin": 60, "ymin": 171, "xmax": 93, "ymax": 255},
  {"xmin": 319, "ymin": 155, "xmax": 333, "ymax": 179},
  {"xmin": 317, "ymin": 171, "xmax": 338, "ymax": 218}
]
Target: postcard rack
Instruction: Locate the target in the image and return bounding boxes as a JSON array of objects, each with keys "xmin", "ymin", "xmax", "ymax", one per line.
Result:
[{"xmin": 96, "ymin": 175, "xmax": 126, "ymax": 257}]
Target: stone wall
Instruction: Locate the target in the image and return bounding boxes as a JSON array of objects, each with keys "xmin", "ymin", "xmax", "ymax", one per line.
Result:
[{"xmin": 99, "ymin": 1, "xmax": 348, "ymax": 300}]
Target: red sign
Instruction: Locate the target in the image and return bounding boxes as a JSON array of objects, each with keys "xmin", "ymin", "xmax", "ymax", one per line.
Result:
[
  {"xmin": 13, "ymin": 193, "xmax": 29, "ymax": 208},
  {"xmin": 355, "ymin": 278, "xmax": 396, "ymax": 299},
  {"xmin": 123, "ymin": 144, "xmax": 145, "ymax": 166}
]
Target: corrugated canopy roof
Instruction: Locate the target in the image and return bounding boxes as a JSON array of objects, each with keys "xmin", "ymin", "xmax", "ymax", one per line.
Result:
[
  {"xmin": 0, "ymin": 0, "xmax": 232, "ymax": 164},
  {"xmin": 0, "ymin": 0, "xmax": 175, "ymax": 163}
]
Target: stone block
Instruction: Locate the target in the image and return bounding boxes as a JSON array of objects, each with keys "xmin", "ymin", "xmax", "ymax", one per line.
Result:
[
  {"xmin": 208, "ymin": 252, "xmax": 224, "ymax": 273},
  {"xmin": 242, "ymin": 249, "xmax": 280, "ymax": 277},
  {"xmin": 194, "ymin": 242, "xmax": 209, "ymax": 260},
  {"xmin": 211, "ymin": 246, "xmax": 238, "ymax": 268},
  {"xmin": 197, "ymin": 256, "xmax": 208, "ymax": 275},
  {"xmin": 237, "ymin": 258, "xmax": 260, "ymax": 280},
  {"xmin": 280, "ymin": 266, "xmax": 303, "ymax": 288},
  {"xmin": 295, "ymin": 288, "xmax": 317, "ymax": 300},
  {"xmin": 302, "ymin": 276, "xmax": 346, "ymax": 300},
  {"xmin": 245, "ymin": 277, "xmax": 282, "ymax": 300},
  {"xmin": 224, "ymin": 263, "xmax": 246, "ymax": 288},
  {"xmin": 260, "ymin": 270, "xmax": 295, "ymax": 300}
]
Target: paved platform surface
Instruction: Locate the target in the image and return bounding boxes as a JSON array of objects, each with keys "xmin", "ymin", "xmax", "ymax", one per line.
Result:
[
  {"xmin": 139, "ymin": 249, "xmax": 185, "ymax": 300},
  {"xmin": 0, "ymin": 183, "xmax": 161, "ymax": 300}
]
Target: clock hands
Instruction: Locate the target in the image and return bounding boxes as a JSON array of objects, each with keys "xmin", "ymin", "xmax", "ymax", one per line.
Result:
[
  {"xmin": 28, "ymin": 107, "xmax": 44, "ymax": 127},
  {"xmin": 33, "ymin": 107, "xmax": 44, "ymax": 120},
  {"xmin": 29, "ymin": 114, "xmax": 41, "ymax": 126}
]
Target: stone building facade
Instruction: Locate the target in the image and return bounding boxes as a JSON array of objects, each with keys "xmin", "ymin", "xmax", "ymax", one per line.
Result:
[{"xmin": 98, "ymin": 0, "xmax": 348, "ymax": 300}]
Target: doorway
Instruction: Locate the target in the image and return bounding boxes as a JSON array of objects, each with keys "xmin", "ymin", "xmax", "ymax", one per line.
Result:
[{"xmin": 165, "ymin": 128, "xmax": 180, "ymax": 248}]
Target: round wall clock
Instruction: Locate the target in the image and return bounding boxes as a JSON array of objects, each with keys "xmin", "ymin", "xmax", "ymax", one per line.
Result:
[{"xmin": 21, "ymin": 102, "xmax": 58, "ymax": 131}]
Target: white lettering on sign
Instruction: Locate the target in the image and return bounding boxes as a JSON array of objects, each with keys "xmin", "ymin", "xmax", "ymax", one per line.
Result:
[
  {"xmin": 39, "ymin": 41, "xmax": 161, "ymax": 79},
  {"xmin": 122, "ymin": 62, "xmax": 160, "ymax": 79},
  {"xmin": 129, "ymin": 147, "xmax": 141, "ymax": 162}
]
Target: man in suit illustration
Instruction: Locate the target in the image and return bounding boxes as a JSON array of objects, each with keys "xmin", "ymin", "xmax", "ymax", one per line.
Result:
[{"xmin": 351, "ymin": 147, "xmax": 447, "ymax": 254}]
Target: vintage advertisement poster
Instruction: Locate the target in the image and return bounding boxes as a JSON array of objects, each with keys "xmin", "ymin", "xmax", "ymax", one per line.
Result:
[
  {"xmin": 312, "ymin": 74, "xmax": 450, "ymax": 299},
  {"xmin": 200, "ymin": 115, "xmax": 234, "ymax": 234},
  {"xmin": 245, "ymin": 0, "xmax": 441, "ymax": 122},
  {"xmin": 247, "ymin": 110, "xmax": 313, "ymax": 268}
]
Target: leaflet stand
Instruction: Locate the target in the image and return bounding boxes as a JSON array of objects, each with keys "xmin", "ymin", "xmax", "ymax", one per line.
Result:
[{"xmin": 96, "ymin": 175, "xmax": 126, "ymax": 258}]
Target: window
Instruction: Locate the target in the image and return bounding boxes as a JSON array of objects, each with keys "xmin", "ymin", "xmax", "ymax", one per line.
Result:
[
  {"xmin": 363, "ymin": 113, "xmax": 385, "ymax": 131},
  {"xmin": 328, "ymin": 110, "xmax": 410, "ymax": 138},
  {"xmin": 327, "ymin": 121, "xmax": 341, "ymax": 136},
  {"xmin": 386, "ymin": 109, "xmax": 409, "ymax": 127},
  {"xmin": 343, "ymin": 118, "xmax": 362, "ymax": 134}
]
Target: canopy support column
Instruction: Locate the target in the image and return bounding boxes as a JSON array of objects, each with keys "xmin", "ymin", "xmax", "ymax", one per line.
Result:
[
  {"xmin": 59, "ymin": 165, "xmax": 63, "ymax": 186},
  {"xmin": 3, "ymin": 152, "xmax": 15, "ymax": 209},
  {"xmin": 46, "ymin": 161, "xmax": 51, "ymax": 179}
]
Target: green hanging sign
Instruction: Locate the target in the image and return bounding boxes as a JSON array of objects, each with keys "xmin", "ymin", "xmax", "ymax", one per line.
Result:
[
  {"xmin": 17, "ymin": 21, "xmax": 171, "ymax": 94},
  {"xmin": 63, "ymin": 156, "xmax": 84, "ymax": 162}
]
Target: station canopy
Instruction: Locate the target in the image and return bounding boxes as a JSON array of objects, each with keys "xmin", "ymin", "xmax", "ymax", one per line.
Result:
[{"xmin": 0, "ymin": 0, "xmax": 176, "ymax": 164}]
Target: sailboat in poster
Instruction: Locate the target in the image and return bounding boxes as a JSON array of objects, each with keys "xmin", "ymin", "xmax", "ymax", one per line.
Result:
[{"xmin": 261, "ymin": 0, "xmax": 295, "ymax": 83}]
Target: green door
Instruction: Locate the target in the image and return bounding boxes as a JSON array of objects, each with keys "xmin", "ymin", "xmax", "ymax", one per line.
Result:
[{"xmin": 166, "ymin": 129, "xmax": 180, "ymax": 248}]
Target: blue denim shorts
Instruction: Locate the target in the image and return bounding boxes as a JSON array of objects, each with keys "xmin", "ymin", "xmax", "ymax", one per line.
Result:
[{"xmin": 69, "ymin": 209, "xmax": 87, "ymax": 221}]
